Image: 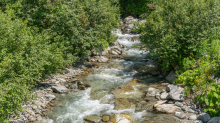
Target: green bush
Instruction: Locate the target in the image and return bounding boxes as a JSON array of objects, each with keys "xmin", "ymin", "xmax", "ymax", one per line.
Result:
[
  {"xmin": 140, "ymin": 0, "xmax": 220, "ymax": 70},
  {"xmin": 175, "ymin": 34, "xmax": 220, "ymax": 116},
  {"xmin": 7, "ymin": 0, "xmax": 120, "ymax": 56},
  {"xmin": 119, "ymin": 0, "xmax": 153, "ymax": 17},
  {"xmin": 0, "ymin": 0, "xmax": 120, "ymax": 121},
  {"xmin": 0, "ymin": 11, "xmax": 67, "ymax": 121}
]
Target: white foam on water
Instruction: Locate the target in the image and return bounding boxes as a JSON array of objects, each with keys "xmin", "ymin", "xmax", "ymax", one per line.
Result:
[
  {"xmin": 41, "ymin": 29, "xmax": 149, "ymax": 123},
  {"xmin": 54, "ymin": 88, "xmax": 114, "ymax": 123}
]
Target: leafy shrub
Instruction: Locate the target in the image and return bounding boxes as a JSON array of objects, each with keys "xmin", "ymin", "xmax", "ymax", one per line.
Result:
[
  {"xmin": 176, "ymin": 36, "xmax": 220, "ymax": 116},
  {"xmin": 119, "ymin": 0, "xmax": 153, "ymax": 17},
  {"xmin": 7, "ymin": 0, "xmax": 120, "ymax": 56},
  {"xmin": 0, "ymin": 0, "xmax": 120, "ymax": 121},
  {"xmin": 0, "ymin": 10, "xmax": 68, "ymax": 121},
  {"xmin": 140, "ymin": 0, "xmax": 220, "ymax": 70}
]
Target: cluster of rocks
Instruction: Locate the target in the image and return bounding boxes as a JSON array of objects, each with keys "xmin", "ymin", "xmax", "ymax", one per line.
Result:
[
  {"xmin": 84, "ymin": 113, "xmax": 133, "ymax": 123},
  {"xmin": 9, "ymin": 64, "xmax": 91, "ymax": 123},
  {"xmin": 90, "ymin": 41, "xmax": 124, "ymax": 63},
  {"xmin": 121, "ymin": 16, "xmax": 146, "ymax": 34},
  {"xmin": 146, "ymin": 84, "xmax": 220, "ymax": 123}
]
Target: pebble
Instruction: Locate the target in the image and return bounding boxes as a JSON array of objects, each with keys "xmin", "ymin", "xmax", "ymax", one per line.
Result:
[
  {"xmin": 188, "ymin": 115, "xmax": 197, "ymax": 120},
  {"xmin": 175, "ymin": 112, "xmax": 187, "ymax": 119},
  {"xmin": 175, "ymin": 102, "xmax": 183, "ymax": 107}
]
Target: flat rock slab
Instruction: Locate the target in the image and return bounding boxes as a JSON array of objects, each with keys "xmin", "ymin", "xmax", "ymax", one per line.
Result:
[
  {"xmin": 84, "ymin": 115, "xmax": 101, "ymax": 122},
  {"xmin": 51, "ymin": 85, "xmax": 68, "ymax": 93},
  {"xmin": 114, "ymin": 99, "xmax": 135, "ymax": 110},
  {"xmin": 156, "ymin": 104, "xmax": 179, "ymax": 114}
]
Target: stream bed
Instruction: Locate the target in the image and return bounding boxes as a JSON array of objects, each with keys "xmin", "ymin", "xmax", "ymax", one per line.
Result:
[{"xmin": 40, "ymin": 30, "xmax": 179, "ymax": 123}]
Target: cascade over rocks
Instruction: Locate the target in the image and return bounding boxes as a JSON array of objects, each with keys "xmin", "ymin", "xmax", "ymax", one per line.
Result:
[{"xmin": 111, "ymin": 113, "xmax": 133, "ymax": 123}]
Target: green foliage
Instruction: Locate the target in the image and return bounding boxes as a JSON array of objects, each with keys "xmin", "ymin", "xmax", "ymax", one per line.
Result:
[
  {"xmin": 8, "ymin": 0, "xmax": 120, "ymax": 56},
  {"xmin": 0, "ymin": 11, "xmax": 67, "ymax": 121},
  {"xmin": 140, "ymin": 0, "xmax": 220, "ymax": 70},
  {"xmin": 0, "ymin": 0, "xmax": 120, "ymax": 121},
  {"xmin": 175, "ymin": 37, "xmax": 220, "ymax": 116},
  {"xmin": 119, "ymin": 0, "xmax": 153, "ymax": 17}
]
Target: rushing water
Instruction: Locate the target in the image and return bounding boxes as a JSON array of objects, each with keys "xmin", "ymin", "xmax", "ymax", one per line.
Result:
[{"xmin": 40, "ymin": 29, "xmax": 178, "ymax": 123}]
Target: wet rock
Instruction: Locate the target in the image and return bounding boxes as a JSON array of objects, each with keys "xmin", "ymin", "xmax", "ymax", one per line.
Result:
[
  {"xmin": 84, "ymin": 115, "xmax": 101, "ymax": 122},
  {"xmin": 194, "ymin": 120, "xmax": 204, "ymax": 123},
  {"xmin": 111, "ymin": 113, "xmax": 133, "ymax": 123},
  {"xmin": 114, "ymin": 99, "xmax": 135, "ymax": 110},
  {"xmin": 111, "ymin": 50, "xmax": 119, "ymax": 55},
  {"xmin": 124, "ymin": 16, "xmax": 137, "ymax": 24},
  {"xmin": 168, "ymin": 85, "xmax": 184, "ymax": 101},
  {"xmin": 98, "ymin": 56, "xmax": 109, "ymax": 63},
  {"xmin": 207, "ymin": 117, "xmax": 220, "ymax": 123},
  {"xmin": 131, "ymin": 36, "xmax": 139, "ymax": 42},
  {"xmin": 198, "ymin": 113, "xmax": 211, "ymax": 123},
  {"xmin": 155, "ymin": 93, "xmax": 161, "ymax": 99},
  {"xmin": 36, "ymin": 114, "xmax": 42, "ymax": 121},
  {"xmin": 112, "ymin": 85, "xmax": 143, "ymax": 99},
  {"xmin": 51, "ymin": 85, "xmax": 68, "ymax": 93},
  {"xmin": 58, "ymin": 78, "xmax": 66, "ymax": 83},
  {"xmin": 175, "ymin": 102, "xmax": 183, "ymax": 107},
  {"xmin": 45, "ymin": 94, "xmax": 56, "ymax": 101},
  {"xmin": 166, "ymin": 84, "xmax": 178, "ymax": 92},
  {"xmin": 165, "ymin": 71, "xmax": 178, "ymax": 83},
  {"xmin": 83, "ymin": 82, "xmax": 91, "ymax": 87},
  {"xmin": 119, "ymin": 85, "xmax": 135, "ymax": 92},
  {"xmin": 78, "ymin": 85, "xmax": 86, "ymax": 90},
  {"xmin": 154, "ymin": 100, "xmax": 167, "ymax": 108},
  {"xmin": 77, "ymin": 81, "xmax": 84, "ymax": 85},
  {"xmin": 115, "ymin": 50, "xmax": 122, "ymax": 55},
  {"xmin": 189, "ymin": 115, "xmax": 197, "ymax": 120},
  {"xmin": 181, "ymin": 106, "xmax": 195, "ymax": 113},
  {"xmin": 146, "ymin": 87, "xmax": 160, "ymax": 97},
  {"xmin": 160, "ymin": 92, "xmax": 170, "ymax": 100},
  {"xmin": 155, "ymin": 104, "xmax": 179, "ymax": 114},
  {"xmin": 102, "ymin": 49, "xmax": 109, "ymax": 56},
  {"xmin": 168, "ymin": 101, "xmax": 174, "ymax": 104},
  {"xmin": 175, "ymin": 112, "xmax": 187, "ymax": 119},
  {"xmin": 69, "ymin": 83, "xmax": 78, "ymax": 89},
  {"xmin": 102, "ymin": 114, "xmax": 110, "ymax": 122},
  {"xmin": 161, "ymin": 83, "xmax": 170, "ymax": 86}
]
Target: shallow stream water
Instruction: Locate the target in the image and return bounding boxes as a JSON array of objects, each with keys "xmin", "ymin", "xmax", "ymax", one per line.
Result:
[{"xmin": 40, "ymin": 30, "xmax": 179, "ymax": 123}]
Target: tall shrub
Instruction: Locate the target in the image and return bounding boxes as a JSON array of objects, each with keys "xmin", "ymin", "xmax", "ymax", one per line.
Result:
[
  {"xmin": 119, "ymin": 0, "xmax": 153, "ymax": 17},
  {"xmin": 0, "ymin": 10, "xmax": 68, "ymax": 121},
  {"xmin": 140, "ymin": 0, "xmax": 220, "ymax": 70}
]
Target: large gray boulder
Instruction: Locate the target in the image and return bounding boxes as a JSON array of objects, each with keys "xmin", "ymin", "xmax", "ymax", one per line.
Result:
[
  {"xmin": 198, "ymin": 113, "xmax": 211, "ymax": 123},
  {"xmin": 165, "ymin": 71, "xmax": 178, "ymax": 83},
  {"xmin": 121, "ymin": 16, "xmax": 138, "ymax": 34},
  {"xmin": 160, "ymin": 92, "xmax": 170, "ymax": 100},
  {"xmin": 51, "ymin": 85, "xmax": 68, "ymax": 93},
  {"xmin": 208, "ymin": 117, "xmax": 220, "ymax": 123},
  {"xmin": 167, "ymin": 84, "xmax": 184, "ymax": 101}
]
